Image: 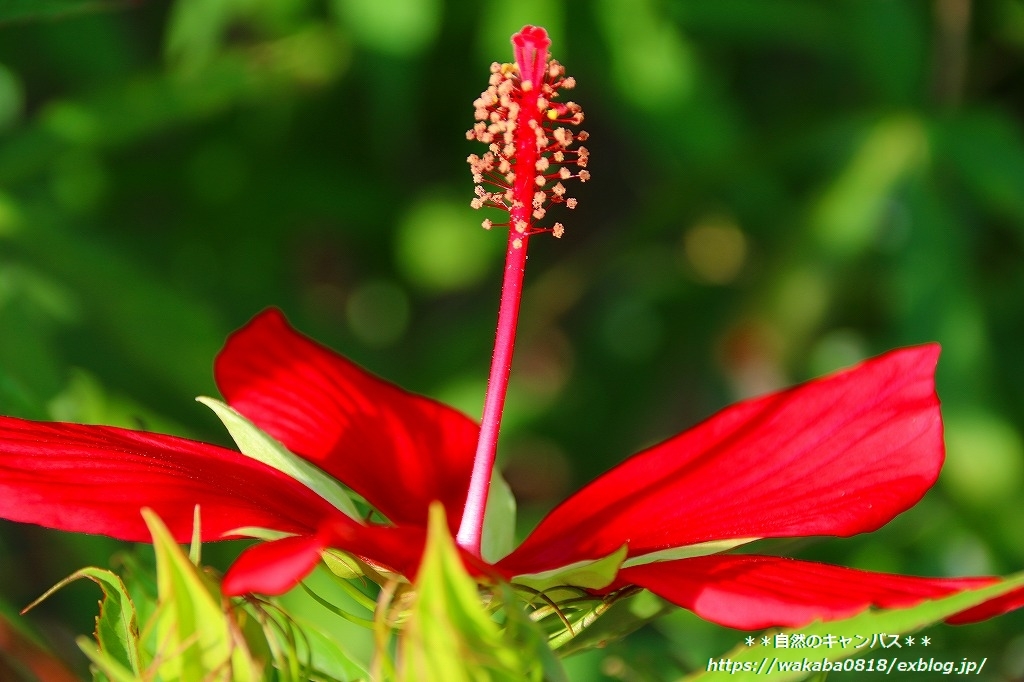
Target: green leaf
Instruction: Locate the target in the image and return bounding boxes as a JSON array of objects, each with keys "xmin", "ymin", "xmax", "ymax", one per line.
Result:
[
  {"xmin": 682, "ymin": 571, "xmax": 1024, "ymax": 681},
  {"xmin": 143, "ymin": 508, "xmax": 263, "ymax": 681},
  {"xmin": 288, "ymin": 614, "xmax": 373, "ymax": 682},
  {"xmin": 621, "ymin": 538, "xmax": 756, "ymax": 568},
  {"xmin": 493, "ymin": 583, "xmax": 569, "ymax": 682},
  {"xmin": 77, "ymin": 636, "xmax": 140, "ymax": 682},
  {"xmin": 555, "ymin": 590, "xmax": 675, "ymax": 657},
  {"xmin": 198, "ymin": 396, "xmax": 362, "ymax": 520},
  {"xmin": 24, "ymin": 567, "xmax": 142, "ymax": 676},
  {"xmin": 512, "ymin": 545, "xmax": 628, "ymax": 594},
  {"xmin": 480, "ymin": 467, "xmax": 516, "ymax": 563},
  {"xmin": 399, "ymin": 503, "xmax": 539, "ymax": 682}
]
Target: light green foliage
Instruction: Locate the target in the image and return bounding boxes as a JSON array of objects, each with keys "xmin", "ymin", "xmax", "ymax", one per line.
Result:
[
  {"xmin": 25, "ymin": 511, "xmax": 271, "ymax": 682},
  {"xmin": 142, "ymin": 507, "xmax": 264, "ymax": 675},
  {"xmin": 281, "ymin": 614, "xmax": 372, "ymax": 681},
  {"xmin": 198, "ymin": 396, "xmax": 362, "ymax": 520},
  {"xmin": 144, "ymin": 509, "xmax": 263, "ymax": 681},
  {"xmin": 26, "ymin": 567, "xmax": 142, "ymax": 678},
  {"xmin": 397, "ymin": 504, "xmax": 554, "ymax": 682}
]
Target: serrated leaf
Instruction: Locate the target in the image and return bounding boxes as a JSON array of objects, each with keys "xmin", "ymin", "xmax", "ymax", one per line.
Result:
[
  {"xmin": 198, "ymin": 396, "xmax": 361, "ymax": 520},
  {"xmin": 143, "ymin": 508, "xmax": 262, "ymax": 681},
  {"xmin": 24, "ymin": 567, "xmax": 142, "ymax": 676},
  {"xmin": 480, "ymin": 468, "xmax": 516, "ymax": 564},
  {"xmin": 683, "ymin": 571, "xmax": 1024, "ymax": 681}
]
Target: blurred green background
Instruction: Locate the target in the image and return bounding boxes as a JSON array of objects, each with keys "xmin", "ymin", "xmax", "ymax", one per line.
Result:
[{"xmin": 1, "ymin": 0, "xmax": 1024, "ymax": 679}]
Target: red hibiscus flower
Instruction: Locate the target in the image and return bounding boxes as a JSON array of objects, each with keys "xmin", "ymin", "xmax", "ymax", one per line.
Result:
[
  {"xmin": 2, "ymin": 307, "xmax": 1021, "ymax": 630},
  {"xmin": 0, "ymin": 24, "xmax": 1021, "ymax": 635}
]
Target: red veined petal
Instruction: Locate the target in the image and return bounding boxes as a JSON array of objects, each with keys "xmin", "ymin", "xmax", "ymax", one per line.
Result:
[
  {"xmin": 215, "ymin": 309, "xmax": 478, "ymax": 530},
  {"xmin": 222, "ymin": 534, "xmax": 328, "ymax": 596},
  {"xmin": 0, "ymin": 415, "xmax": 342, "ymax": 542},
  {"xmin": 614, "ymin": 554, "xmax": 1018, "ymax": 630},
  {"xmin": 500, "ymin": 346, "xmax": 943, "ymax": 575}
]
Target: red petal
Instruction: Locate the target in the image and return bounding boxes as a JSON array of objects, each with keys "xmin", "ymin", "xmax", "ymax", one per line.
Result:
[
  {"xmin": 215, "ymin": 309, "xmax": 478, "ymax": 530},
  {"xmin": 0, "ymin": 415, "xmax": 342, "ymax": 542},
  {"xmin": 222, "ymin": 534, "xmax": 328, "ymax": 596},
  {"xmin": 615, "ymin": 554, "xmax": 1017, "ymax": 630},
  {"xmin": 946, "ymin": 584, "xmax": 1024, "ymax": 624},
  {"xmin": 221, "ymin": 521, "xmax": 424, "ymax": 597},
  {"xmin": 222, "ymin": 520, "xmax": 497, "ymax": 596},
  {"xmin": 500, "ymin": 346, "xmax": 943, "ymax": 575}
]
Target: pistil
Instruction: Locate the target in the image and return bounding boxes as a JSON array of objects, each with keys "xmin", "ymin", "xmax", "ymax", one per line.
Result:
[{"xmin": 457, "ymin": 26, "xmax": 589, "ymax": 555}]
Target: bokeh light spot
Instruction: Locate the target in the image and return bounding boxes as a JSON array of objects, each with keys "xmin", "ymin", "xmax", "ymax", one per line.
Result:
[
  {"xmin": 682, "ymin": 215, "xmax": 748, "ymax": 284},
  {"xmin": 943, "ymin": 412, "xmax": 1024, "ymax": 507},
  {"xmin": 395, "ymin": 196, "xmax": 501, "ymax": 293},
  {"xmin": 345, "ymin": 279, "xmax": 410, "ymax": 348},
  {"xmin": 333, "ymin": 0, "xmax": 440, "ymax": 56},
  {"xmin": 0, "ymin": 64, "xmax": 24, "ymax": 132}
]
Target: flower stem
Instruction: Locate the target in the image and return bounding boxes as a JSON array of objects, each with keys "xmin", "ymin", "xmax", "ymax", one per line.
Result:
[{"xmin": 456, "ymin": 233, "xmax": 529, "ymax": 555}]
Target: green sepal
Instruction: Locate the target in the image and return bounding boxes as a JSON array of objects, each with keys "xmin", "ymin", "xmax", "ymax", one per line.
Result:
[
  {"xmin": 512, "ymin": 545, "xmax": 628, "ymax": 594},
  {"xmin": 198, "ymin": 396, "xmax": 361, "ymax": 520},
  {"xmin": 480, "ymin": 467, "xmax": 517, "ymax": 563},
  {"xmin": 683, "ymin": 570, "xmax": 1024, "ymax": 681},
  {"xmin": 24, "ymin": 567, "xmax": 143, "ymax": 677}
]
